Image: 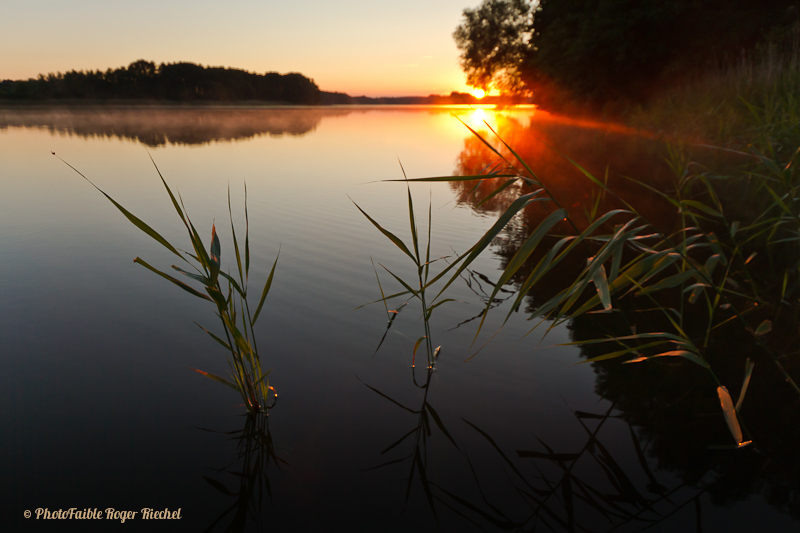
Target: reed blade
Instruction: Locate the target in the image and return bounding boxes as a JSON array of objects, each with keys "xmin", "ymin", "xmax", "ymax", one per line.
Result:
[
  {"xmin": 134, "ymin": 257, "xmax": 212, "ymax": 301},
  {"xmin": 252, "ymin": 250, "xmax": 280, "ymax": 324}
]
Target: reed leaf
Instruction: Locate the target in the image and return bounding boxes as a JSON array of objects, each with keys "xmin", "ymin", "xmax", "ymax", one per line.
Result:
[
  {"xmin": 717, "ymin": 386, "xmax": 744, "ymax": 444},
  {"xmin": 437, "ymin": 191, "xmax": 546, "ymax": 299},
  {"xmin": 133, "ymin": 257, "xmax": 212, "ymax": 301},
  {"xmin": 352, "ymin": 199, "xmax": 416, "ymax": 262},
  {"xmin": 190, "ymin": 368, "xmax": 240, "ymax": 392},
  {"xmin": 252, "ymin": 251, "xmax": 280, "ymax": 325},
  {"xmin": 62, "ymin": 157, "xmax": 185, "ymax": 261},
  {"xmin": 735, "ymin": 359, "xmax": 755, "ymax": 412},
  {"xmin": 228, "ymin": 185, "xmax": 245, "ymax": 287},
  {"xmin": 591, "ymin": 263, "xmax": 612, "ymax": 311},
  {"xmin": 624, "ymin": 349, "xmax": 709, "ymax": 369}
]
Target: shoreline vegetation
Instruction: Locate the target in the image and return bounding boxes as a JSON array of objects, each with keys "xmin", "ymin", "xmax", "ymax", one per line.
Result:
[{"xmin": 0, "ymin": 59, "xmax": 526, "ymax": 107}]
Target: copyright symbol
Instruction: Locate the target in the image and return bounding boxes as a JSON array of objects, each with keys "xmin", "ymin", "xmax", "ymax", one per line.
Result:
[{"xmin": 24, "ymin": 510, "xmax": 31, "ymax": 518}]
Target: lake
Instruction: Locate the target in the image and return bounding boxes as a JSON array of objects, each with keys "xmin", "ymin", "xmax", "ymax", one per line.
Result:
[{"xmin": 1, "ymin": 105, "xmax": 796, "ymax": 531}]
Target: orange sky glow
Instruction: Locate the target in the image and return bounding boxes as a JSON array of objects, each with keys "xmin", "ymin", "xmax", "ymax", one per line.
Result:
[{"xmin": 0, "ymin": 0, "xmax": 489, "ymax": 98}]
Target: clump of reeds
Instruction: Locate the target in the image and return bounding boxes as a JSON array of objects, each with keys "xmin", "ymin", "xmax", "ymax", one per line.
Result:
[
  {"xmin": 56, "ymin": 153, "xmax": 278, "ymax": 414},
  {"xmin": 396, "ymin": 115, "xmax": 800, "ymax": 448}
]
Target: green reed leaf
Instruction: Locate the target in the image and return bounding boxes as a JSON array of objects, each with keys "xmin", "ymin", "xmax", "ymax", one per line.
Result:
[
  {"xmin": 244, "ymin": 182, "xmax": 250, "ymax": 281},
  {"xmin": 148, "ymin": 153, "xmax": 189, "ymax": 225},
  {"xmin": 514, "ymin": 209, "xmax": 632, "ymax": 316},
  {"xmin": 171, "ymin": 265, "xmax": 210, "ymax": 285},
  {"xmin": 681, "ymin": 199, "xmax": 723, "ymax": 218},
  {"xmin": 252, "ymin": 250, "xmax": 279, "ymax": 324},
  {"xmin": 425, "ymin": 194, "xmax": 432, "ymax": 281},
  {"xmin": 455, "ymin": 116, "xmax": 509, "ymax": 163},
  {"xmin": 209, "ymin": 223, "xmax": 221, "ymax": 286},
  {"xmin": 190, "ymin": 368, "xmax": 240, "ymax": 392},
  {"xmin": 380, "ymin": 264, "xmax": 419, "ymax": 299},
  {"xmin": 426, "ymin": 298, "xmax": 458, "ymax": 315},
  {"xmin": 194, "ymin": 322, "xmax": 232, "ymax": 352},
  {"xmin": 134, "ymin": 257, "xmax": 212, "ymax": 301},
  {"xmin": 636, "ymin": 271, "xmax": 697, "ymax": 296},
  {"xmin": 185, "ymin": 215, "xmax": 212, "ymax": 275},
  {"xmin": 496, "ymin": 208, "xmax": 566, "ymax": 294},
  {"xmin": 436, "ymin": 191, "xmax": 544, "ymax": 299},
  {"xmin": 65, "ymin": 161, "xmax": 185, "ymax": 261},
  {"xmin": 475, "ymin": 178, "xmax": 520, "ymax": 208},
  {"xmin": 352, "ymin": 199, "xmax": 416, "ymax": 263},
  {"xmin": 228, "ymin": 185, "xmax": 244, "ymax": 287},
  {"xmin": 592, "ymin": 263, "xmax": 612, "ymax": 311},
  {"xmin": 218, "ymin": 271, "xmax": 245, "ymax": 298},
  {"xmin": 569, "ymin": 252, "xmax": 682, "ymax": 317}
]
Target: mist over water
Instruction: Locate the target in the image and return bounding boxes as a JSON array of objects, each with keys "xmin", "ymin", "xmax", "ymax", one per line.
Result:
[{"xmin": 1, "ymin": 105, "xmax": 795, "ymax": 532}]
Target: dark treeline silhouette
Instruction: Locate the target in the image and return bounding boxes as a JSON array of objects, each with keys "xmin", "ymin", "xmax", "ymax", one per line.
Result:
[
  {"xmin": 320, "ymin": 90, "xmax": 527, "ymax": 106},
  {"xmin": 0, "ymin": 60, "xmax": 322, "ymax": 104}
]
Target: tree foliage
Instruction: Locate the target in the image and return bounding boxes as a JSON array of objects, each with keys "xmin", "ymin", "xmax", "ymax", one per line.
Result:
[
  {"xmin": 454, "ymin": 0, "xmax": 800, "ymax": 106},
  {"xmin": 453, "ymin": 0, "xmax": 536, "ymax": 93}
]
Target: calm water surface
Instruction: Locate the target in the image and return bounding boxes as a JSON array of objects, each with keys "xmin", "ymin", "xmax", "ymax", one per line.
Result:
[{"xmin": 1, "ymin": 106, "xmax": 795, "ymax": 531}]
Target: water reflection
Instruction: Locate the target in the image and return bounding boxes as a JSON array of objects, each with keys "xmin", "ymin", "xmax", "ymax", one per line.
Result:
[
  {"xmin": 450, "ymin": 111, "xmax": 800, "ymax": 528},
  {"xmin": 572, "ymin": 310, "xmax": 800, "ymax": 521},
  {"xmin": 201, "ymin": 413, "xmax": 287, "ymax": 532},
  {"xmin": 452, "ymin": 112, "xmax": 680, "ymax": 228},
  {"xmin": 361, "ymin": 367, "xmax": 458, "ymax": 520},
  {"xmin": 0, "ymin": 106, "xmax": 353, "ymax": 146},
  {"xmin": 360, "ymin": 363, "xmax": 726, "ymax": 530},
  {"xmin": 442, "ymin": 407, "xmax": 713, "ymax": 531}
]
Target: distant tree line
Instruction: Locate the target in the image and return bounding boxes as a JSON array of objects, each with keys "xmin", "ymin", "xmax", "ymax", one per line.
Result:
[
  {"xmin": 455, "ymin": 0, "xmax": 800, "ymax": 108},
  {"xmin": 0, "ymin": 60, "xmax": 322, "ymax": 104},
  {"xmin": 319, "ymin": 90, "xmax": 521, "ymax": 105}
]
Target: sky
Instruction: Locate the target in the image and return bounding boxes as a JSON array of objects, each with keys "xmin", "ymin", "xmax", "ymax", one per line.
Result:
[{"xmin": 0, "ymin": 0, "xmax": 484, "ymax": 97}]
